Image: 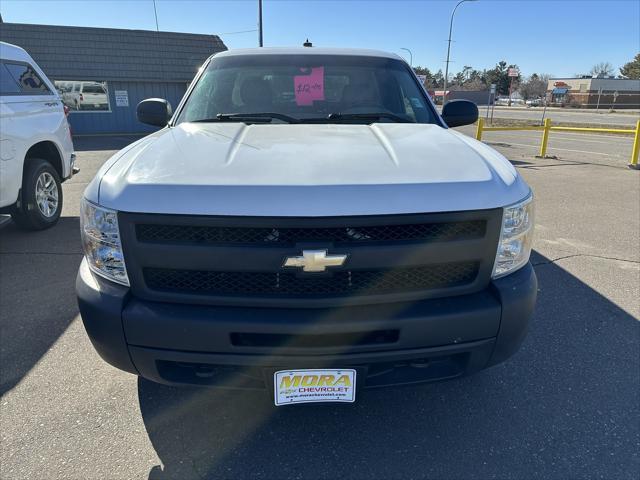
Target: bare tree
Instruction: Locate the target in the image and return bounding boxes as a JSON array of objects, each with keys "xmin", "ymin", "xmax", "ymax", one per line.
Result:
[
  {"xmin": 519, "ymin": 73, "xmax": 550, "ymax": 99},
  {"xmin": 589, "ymin": 62, "xmax": 614, "ymax": 77},
  {"xmin": 464, "ymin": 77, "xmax": 487, "ymax": 91}
]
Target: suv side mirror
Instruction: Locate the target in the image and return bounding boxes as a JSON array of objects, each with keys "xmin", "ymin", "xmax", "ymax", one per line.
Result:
[
  {"xmin": 441, "ymin": 100, "xmax": 478, "ymax": 127},
  {"xmin": 137, "ymin": 98, "xmax": 172, "ymax": 127}
]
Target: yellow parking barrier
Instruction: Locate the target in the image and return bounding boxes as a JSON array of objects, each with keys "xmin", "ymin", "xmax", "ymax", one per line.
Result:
[
  {"xmin": 475, "ymin": 118, "xmax": 544, "ymax": 141},
  {"xmin": 475, "ymin": 117, "xmax": 484, "ymax": 140},
  {"xmin": 539, "ymin": 118, "xmax": 551, "ymax": 158},
  {"xmin": 474, "ymin": 117, "xmax": 640, "ymax": 169},
  {"xmin": 630, "ymin": 119, "xmax": 640, "ymax": 169},
  {"xmin": 550, "ymin": 126, "xmax": 636, "ymax": 134}
]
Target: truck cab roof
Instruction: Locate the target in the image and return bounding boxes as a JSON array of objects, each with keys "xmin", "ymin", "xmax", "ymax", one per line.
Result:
[
  {"xmin": 0, "ymin": 41, "xmax": 34, "ymax": 63},
  {"xmin": 212, "ymin": 47, "xmax": 404, "ymax": 61}
]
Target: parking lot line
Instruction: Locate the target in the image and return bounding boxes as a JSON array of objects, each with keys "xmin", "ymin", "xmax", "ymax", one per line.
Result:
[{"xmin": 487, "ymin": 141, "xmax": 614, "ymax": 156}]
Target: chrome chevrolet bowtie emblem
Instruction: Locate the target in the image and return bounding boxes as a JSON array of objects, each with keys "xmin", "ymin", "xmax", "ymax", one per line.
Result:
[{"xmin": 283, "ymin": 249, "xmax": 348, "ymax": 272}]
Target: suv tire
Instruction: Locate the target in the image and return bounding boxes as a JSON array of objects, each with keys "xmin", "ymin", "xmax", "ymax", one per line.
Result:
[{"xmin": 11, "ymin": 158, "xmax": 63, "ymax": 230}]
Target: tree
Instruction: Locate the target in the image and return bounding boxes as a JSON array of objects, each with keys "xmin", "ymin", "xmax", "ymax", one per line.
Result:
[
  {"xmin": 519, "ymin": 73, "xmax": 550, "ymax": 99},
  {"xmin": 413, "ymin": 66, "xmax": 434, "ymax": 87},
  {"xmin": 589, "ymin": 61, "xmax": 614, "ymax": 77},
  {"xmin": 485, "ymin": 61, "xmax": 520, "ymax": 95},
  {"xmin": 468, "ymin": 69, "xmax": 486, "ymax": 83},
  {"xmin": 413, "ymin": 66, "xmax": 431, "ymax": 77},
  {"xmin": 449, "ymin": 66, "xmax": 488, "ymax": 91},
  {"xmin": 453, "ymin": 71, "xmax": 466, "ymax": 86},
  {"xmin": 619, "ymin": 53, "xmax": 640, "ymax": 79},
  {"xmin": 432, "ymin": 69, "xmax": 444, "ymax": 89},
  {"xmin": 464, "ymin": 77, "xmax": 487, "ymax": 91}
]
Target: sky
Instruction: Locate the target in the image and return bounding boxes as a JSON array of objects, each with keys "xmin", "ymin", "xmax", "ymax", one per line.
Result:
[{"xmin": 1, "ymin": 0, "xmax": 638, "ymax": 78}]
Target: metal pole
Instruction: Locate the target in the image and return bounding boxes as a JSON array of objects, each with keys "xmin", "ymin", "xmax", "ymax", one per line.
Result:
[
  {"xmin": 538, "ymin": 118, "xmax": 551, "ymax": 157},
  {"xmin": 443, "ymin": 0, "xmax": 477, "ymax": 107},
  {"xmin": 491, "ymin": 96, "xmax": 495, "ymax": 123},
  {"xmin": 400, "ymin": 48, "xmax": 413, "ymax": 67},
  {"xmin": 629, "ymin": 119, "xmax": 640, "ymax": 169},
  {"xmin": 486, "ymin": 91, "xmax": 491, "ymax": 119},
  {"xmin": 152, "ymin": 0, "xmax": 169, "ymax": 99},
  {"xmin": 596, "ymin": 87, "xmax": 602, "ymax": 111},
  {"xmin": 475, "ymin": 117, "xmax": 484, "ymax": 140},
  {"xmin": 508, "ymin": 76, "xmax": 513, "ymax": 106},
  {"xmin": 258, "ymin": 0, "xmax": 263, "ymax": 47},
  {"xmin": 152, "ymin": 0, "xmax": 160, "ymax": 32}
]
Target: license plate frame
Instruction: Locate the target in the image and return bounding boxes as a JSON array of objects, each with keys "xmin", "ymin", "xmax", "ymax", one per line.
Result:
[{"xmin": 273, "ymin": 368, "xmax": 357, "ymax": 406}]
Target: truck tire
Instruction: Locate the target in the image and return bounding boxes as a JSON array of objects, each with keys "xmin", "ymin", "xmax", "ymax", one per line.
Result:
[{"xmin": 11, "ymin": 158, "xmax": 63, "ymax": 230}]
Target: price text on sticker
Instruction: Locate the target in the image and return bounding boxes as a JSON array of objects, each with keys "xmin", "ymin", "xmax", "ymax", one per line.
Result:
[{"xmin": 294, "ymin": 67, "xmax": 325, "ymax": 106}]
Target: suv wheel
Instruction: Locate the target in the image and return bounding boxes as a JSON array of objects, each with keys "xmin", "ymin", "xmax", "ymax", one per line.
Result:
[{"xmin": 11, "ymin": 158, "xmax": 63, "ymax": 230}]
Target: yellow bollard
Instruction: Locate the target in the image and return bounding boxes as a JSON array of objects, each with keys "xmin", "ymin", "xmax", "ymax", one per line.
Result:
[
  {"xmin": 630, "ymin": 119, "xmax": 640, "ymax": 170},
  {"xmin": 538, "ymin": 118, "xmax": 551, "ymax": 158},
  {"xmin": 476, "ymin": 117, "xmax": 484, "ymax": 141}
]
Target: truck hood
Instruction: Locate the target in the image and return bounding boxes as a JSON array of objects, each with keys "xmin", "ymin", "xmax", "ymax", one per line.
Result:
[{"xmin": 95, "ymin": 123, "xmax": 530, "ymax": 216}]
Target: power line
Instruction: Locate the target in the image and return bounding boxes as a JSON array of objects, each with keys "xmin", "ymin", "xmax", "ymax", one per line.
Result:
[{"xmin": 217, "ymin": 29, "xmax": 258, "ymax": 35}]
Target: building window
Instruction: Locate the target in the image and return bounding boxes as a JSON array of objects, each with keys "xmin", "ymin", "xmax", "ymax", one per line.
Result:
[
  {"xmin": 54, "ymin": 81, "xmax": 111, "ymax": 112},
  {"xmin": 551, "ymin": 87, "xmax": 569, "ymax": 103},
  {"xmin": 0, "ymin": 61, "xmax": 51, "ymax": 95}
]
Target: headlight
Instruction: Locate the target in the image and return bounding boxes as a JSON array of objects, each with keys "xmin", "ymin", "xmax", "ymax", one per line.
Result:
[
  {"xmin": 492, "ymin": 193, "xmax": 534, "ymax": 279},
  {"xmin": 80, "ymin": 198, "xmax": 129, "ymax": 286}
]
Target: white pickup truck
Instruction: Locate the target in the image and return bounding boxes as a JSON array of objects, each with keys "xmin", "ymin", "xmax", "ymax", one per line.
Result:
[
  {"xmin": 77, "ymin": 48, "xmax": 536, "ymax": 405},
  {"xmin": 0, "ymin": 42, "xmax": 76, "ymax": 229}
]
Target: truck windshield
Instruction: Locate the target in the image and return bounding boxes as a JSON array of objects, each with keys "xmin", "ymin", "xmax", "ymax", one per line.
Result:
[{"xmin": 177, "ymin": 54, "xmax": 437, "ymax": 125}]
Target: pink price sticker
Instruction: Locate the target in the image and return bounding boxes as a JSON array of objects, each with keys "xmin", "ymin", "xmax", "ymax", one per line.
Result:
[{"xmin": 294, "ymin": 67, "xmax": 325, "ymax": 106}]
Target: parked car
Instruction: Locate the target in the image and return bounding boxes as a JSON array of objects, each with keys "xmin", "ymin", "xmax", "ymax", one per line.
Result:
[
  {"xmin": 77, "ymin": 48, "xmax": 536, "ymax": 406},
  {"xmin": 0, "ymin": 42, "xmax": 76, "ymax": 229},
  {"xmin": 63, "ymin": 81, "xmax": 109, "ymax": 110},
  {"xmin": 496, "ymin": 96, "xmax": 525, "ymax": 106}
]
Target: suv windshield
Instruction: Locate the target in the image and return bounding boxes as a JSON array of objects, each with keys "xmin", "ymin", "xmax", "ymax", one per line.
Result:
[{"xmin": 177, "ymin": 54, "xmax": 437, "ymax": 124}]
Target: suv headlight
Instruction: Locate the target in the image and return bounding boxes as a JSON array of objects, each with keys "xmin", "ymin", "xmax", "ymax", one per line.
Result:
[
  {"xmin": 492, "ymin": 193, "xmax": 534, "ymax": 279},
  {"xmin": 80, "ymin": 198, "xmax": 129, "ymax": 286}
]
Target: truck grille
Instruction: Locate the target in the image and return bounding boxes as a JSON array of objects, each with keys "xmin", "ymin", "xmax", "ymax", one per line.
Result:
[
  {"xmin": 136, "ymin": 221, "xmax": 485, "ymax": 246},
  {"xmin": 118, "ymin": 210, "xmax": 502, "ymax": 307},
  {"xmin": 144, "ymin": 262, "xmax": 479, "ymax": 297}
]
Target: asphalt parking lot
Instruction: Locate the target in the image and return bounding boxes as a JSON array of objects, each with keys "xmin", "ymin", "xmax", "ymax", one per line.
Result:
[{"xmin": 1, "ymin": 129, "xmax": 639, "ymax": 479}]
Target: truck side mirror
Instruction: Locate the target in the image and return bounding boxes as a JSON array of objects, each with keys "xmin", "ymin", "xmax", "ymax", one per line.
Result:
[
  {"xmin": 137, "ymin": 98, "xmax": 172, "ymax": 127},
  {"xmin": 441, "ymin": 100, "xmax": 478, "ymax": 128}
]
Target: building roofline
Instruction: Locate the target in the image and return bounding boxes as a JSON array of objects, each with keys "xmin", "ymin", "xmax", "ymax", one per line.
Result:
[
  {"xmin": 549, "ymin": 77, "xmax": 636, "ymax": 81},
  {"xmin": 0, "ymin": 21, "xmax": 223, "ymax": 41}
]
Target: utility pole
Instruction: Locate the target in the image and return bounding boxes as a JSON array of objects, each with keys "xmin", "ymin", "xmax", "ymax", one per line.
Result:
[
  {"xmin": 258, "ymin": 0, "xmax": 263, "ymax": 47},
  {"xmin": 443, "ymin": 0, "xmax": 477, "ymax": 106}
]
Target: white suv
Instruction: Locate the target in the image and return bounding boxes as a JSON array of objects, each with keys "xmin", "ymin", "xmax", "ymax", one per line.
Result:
[{"xmin": 0, "ymin": 41, "xmax": 75, "ymax": 229}]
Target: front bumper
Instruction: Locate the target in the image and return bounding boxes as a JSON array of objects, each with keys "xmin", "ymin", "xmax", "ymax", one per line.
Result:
[{"xmin": 77, "ymin": 259, "xmax": 537, "ymax": 389}]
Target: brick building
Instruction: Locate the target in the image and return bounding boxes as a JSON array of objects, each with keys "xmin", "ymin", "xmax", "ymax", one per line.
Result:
[{"xmin": 548, "ymin": 77, "xmax": 640, "ymax": 109}]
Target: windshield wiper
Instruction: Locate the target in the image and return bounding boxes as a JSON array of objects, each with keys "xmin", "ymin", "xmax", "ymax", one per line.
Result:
[
  {"xmin": 325, "ymin": 112, "xmax": 413, "ymax": 123},
  {"xmin": 192, "ymin": 112, "xmax": 410, "ymax": 124},
  {"xmin": 210, "ymin": 112, "xmax": 301, "ymax": 124}
]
